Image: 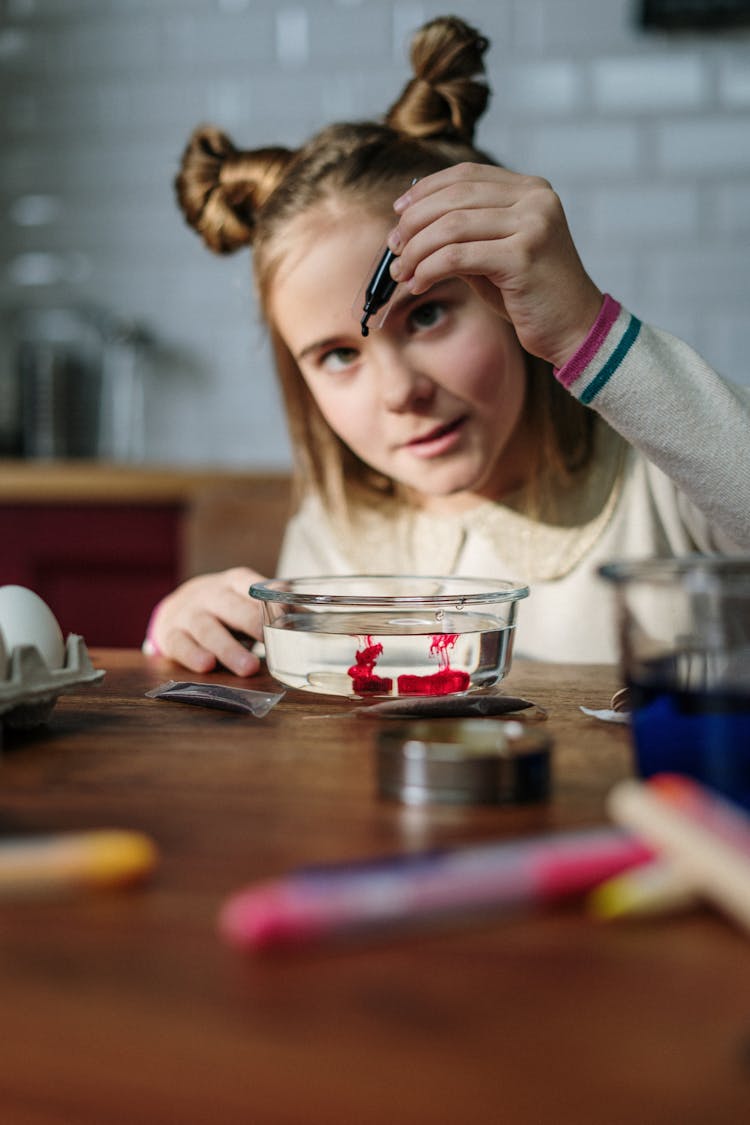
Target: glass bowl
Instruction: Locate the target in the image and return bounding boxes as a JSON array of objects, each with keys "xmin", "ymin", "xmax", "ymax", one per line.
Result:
[{"xmin": 249, "ymin": 575, "xmax": 529, "ymax": 699}]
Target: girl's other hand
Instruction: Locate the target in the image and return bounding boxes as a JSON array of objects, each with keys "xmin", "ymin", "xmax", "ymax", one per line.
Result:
[
  {"xmin": 389, "ymin": 163, "xmax": 604, "ymax": 371},
  {"xmin": 145, "ymin": 567, "xmax": 264, "ymax": 677}
]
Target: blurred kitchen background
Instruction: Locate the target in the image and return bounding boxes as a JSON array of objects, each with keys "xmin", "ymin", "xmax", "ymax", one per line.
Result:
[{"xmin": 1, "ymin": 0, "xmax": 750, "ymax": 469}]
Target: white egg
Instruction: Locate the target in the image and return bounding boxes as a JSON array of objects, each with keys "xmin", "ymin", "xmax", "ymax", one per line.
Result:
[{"xmin": 0, "ymin": 586, "xmax": 66, "ymax": 670}]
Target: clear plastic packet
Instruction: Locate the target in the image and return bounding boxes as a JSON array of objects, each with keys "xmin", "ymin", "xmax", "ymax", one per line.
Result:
[{"xmin": 145, "ymin": 680, "xmax": 284, "ymax": 717}]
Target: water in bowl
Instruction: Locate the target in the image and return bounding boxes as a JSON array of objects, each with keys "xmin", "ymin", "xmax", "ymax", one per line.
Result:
[{"xmin": 262, "ymin": 610, "xmax": 514, "ymax": 697}]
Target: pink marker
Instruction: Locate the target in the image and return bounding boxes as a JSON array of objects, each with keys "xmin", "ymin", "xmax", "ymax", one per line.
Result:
[{"xmin": 218, "ymin": 827, "xmax": 653, "ymax": 951}]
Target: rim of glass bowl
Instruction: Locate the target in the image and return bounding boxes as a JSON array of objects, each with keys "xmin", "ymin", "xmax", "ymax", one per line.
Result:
[{"xmin": 249, "ymin": 575, "xmax": 529, "ymax": 608}]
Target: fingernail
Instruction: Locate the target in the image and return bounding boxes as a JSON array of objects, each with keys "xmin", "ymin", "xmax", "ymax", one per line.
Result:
[
  {"xmin": 389, "ymin": 257, "xmax": 402, "ymax": 280},
  {"xmin": 393, "ymin": 193, "xmax": 410, "ymax": 213},
  {"xmin": 387, "ymin": 228, "xmax": 402, "ymax": 252},
  {"xmin": 236, "ymin": 653, "xmax": 258, "ymax": 677}
]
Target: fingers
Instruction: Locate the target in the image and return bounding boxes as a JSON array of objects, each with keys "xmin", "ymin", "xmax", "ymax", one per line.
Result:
[
  {"xmin": 148, "ymin": 568, "xmax": 265, "ymax": 678},
  {"xmin": 164, "ymin": 624, "xmax": 222, "ymax": 677},
  {"xmin": 392, "ymin": 167, "xmax": 549, "ymax": 245},
  {"xmin": 390, "ymin": 209, "xmax": 522, "ymax": 293},
  {"xmin": 387, "ymin": 161, "xmax": 602, "ymax": 366},
  {"xmin": 393, "ymin": 162, "xmax": 533, "ymax": 216},
  {"xmin": 390, "ymin": 171, "xmax": 561, "ymax": 293},
  {"xmin": 174, "ymin": 613, "xmax": 261, "ymax": 678}
]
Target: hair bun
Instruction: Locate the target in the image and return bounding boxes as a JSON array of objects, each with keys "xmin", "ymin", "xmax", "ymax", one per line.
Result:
[
  {"xmin": 175, "ymin": 125, "xmax": 294, "ymax": 255},
  {"xmin": 385, "ymin": 16, "xmax": 490, "ymax": 142}
]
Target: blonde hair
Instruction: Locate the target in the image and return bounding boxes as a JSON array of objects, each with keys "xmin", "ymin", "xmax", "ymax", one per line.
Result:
[{"xmin": 175, "ymin": 16, "xmax": 599, "ymax": 516}]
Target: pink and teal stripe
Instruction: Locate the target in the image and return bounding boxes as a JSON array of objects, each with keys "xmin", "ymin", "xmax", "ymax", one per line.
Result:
[{"xmin": 556, "ymin": 294, "xmax": 642, "ymax": 405}]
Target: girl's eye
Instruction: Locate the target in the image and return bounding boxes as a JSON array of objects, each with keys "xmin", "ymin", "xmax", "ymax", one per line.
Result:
[
  {"xmin": 321, "ymin": 346, "xmax": 358, "ymax": 373},
  {"xmin": 409, "ymin": 301, "xmax": 445, "ymax": 331}
]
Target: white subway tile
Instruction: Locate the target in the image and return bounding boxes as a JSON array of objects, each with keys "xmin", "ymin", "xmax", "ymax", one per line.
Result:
[
  {"xmin": 522, "ymin": 121, "xmax": 641, "ymax": 178},
  {"xmin": 592, "ymin": 53, "xmax": 708, "ymax": 112},
  {"xmin": 702, "ymin": 312, "xmax": 750, "ymax": 385},
  {"xmin": 571, "ymin": 246, "xmax": 640, "ymax": 307},
  {"xmin": 589, "ymin": 183, "xmax": 699, "ymax": 238},
  {"xmin": 498, "ymin": 60, "xmax": 583, "ymax": 115},
  {"xmin": 307, "ymin": 5, "xmax": 390, "ymax": 59},
  {"xmin": 276, "ymin": 7, "xmax": 309, "ymax": 67},
  {"xmin": 719, "ymin": 55, "xmax": 750, "ymax": 107},
  {"xmin": 635, "ymin": 304, "xmax": 703, "ymax": 351},
  {"xmin": 7, "ymin": 251, "xmax": 91, "ymax": 286},
  {"xmin": 43, "ymin": 18, "xmax": 161, "ymax": 75},
  {"xmin": 514, "ymin": 0, "xmax": 639, "ymax": 53},
  {"xmin": 205, "ymin": 79, "xmax": 252, "ymax": 130},
  {"xmin": 647, "ymin": 246, "xmax": 750, "ymax": 302},
  {"xmin": 0, "ymin": 27, "xmax": 30, "ymax": 60},
  {"xmin": 392, "ymin": 4, "xmax": 427, "ymax": 60},
  {"xmin": 657, "ymin": 117, "xmax": 750, "ymax": 173},
  {"xmin": 5, "ymin": 93, "xmax": 38, "ymax": 132},
  {"xmin": 8, "ymin": 194, "xmax": 63, "ymax": 226},
  {"xmin": 512, "ymin": 2, "xmax": 544, "ymax": 52},
  {"xmin": 5, "ymin": 0, "xmax": 36, "ymax": 16},
  {"xmin": 95, "ymin": 84, "xmax": 134, "ymax": 129},
  {"xmin": 714, "ymin": 182, "xmax": 750, "ymax": 234},
  {"xmin": 163, "ymin": 11, "xmax": 274, "ymax": 68},
  {"xmin": 319, "ymin": 68, "xmax": 406, "ymax": 123}
]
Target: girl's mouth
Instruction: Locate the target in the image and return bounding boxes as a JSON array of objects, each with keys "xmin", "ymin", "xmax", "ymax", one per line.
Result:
[{"xmin": 405, "ymin": 415, "xmax": 467, "ymax": 457}]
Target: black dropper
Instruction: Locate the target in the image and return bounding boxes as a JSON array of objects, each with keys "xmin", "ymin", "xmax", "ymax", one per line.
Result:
[{"xmin": 360, "ymin": 247, "xmax": 398, "ymax": 337}]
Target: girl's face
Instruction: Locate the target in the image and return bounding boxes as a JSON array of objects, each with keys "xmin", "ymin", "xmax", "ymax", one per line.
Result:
[{"xmin": 269, "ymin": 204, "xmax": 529, "ymax": 511}]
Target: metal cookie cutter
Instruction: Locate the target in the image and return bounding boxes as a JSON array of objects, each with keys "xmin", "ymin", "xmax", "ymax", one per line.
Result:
[{"xmin": 376, "ymin": 719, "xmax": 552, "ymax": 806}]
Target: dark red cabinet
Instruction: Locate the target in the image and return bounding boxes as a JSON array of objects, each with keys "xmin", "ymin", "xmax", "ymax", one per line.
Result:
[
  {"xmin": 0, "ymin": 464, "xmax": 292, "ymax": 650},
  {"xmin": 0, "ymin": 503, "xmax": 182, "ymax": 647}
]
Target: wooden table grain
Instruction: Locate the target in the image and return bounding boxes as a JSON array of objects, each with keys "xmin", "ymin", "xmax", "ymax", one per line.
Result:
[{"xmin": 1, "ymin": 651, "xmax": 748, "ymax": 1125}]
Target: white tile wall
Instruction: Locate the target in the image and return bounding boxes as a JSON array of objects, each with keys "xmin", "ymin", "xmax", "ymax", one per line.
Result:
[
  {"xmin": 715, "ymin": 182, "xmax": 750, "ymax": 233},
  {"xmin": 719, "ymin": 53, "xmax": 750, "ymax": 105},
  {"xmin": 521, "ymin": 121, "xmax": 643, "ymax": 177},
  {"xmin": 497, "ymin": 61, "xmax": 584, "ymax": 115},
  {"xmin": 513, "ymin": 0, "xmax": 639, "ymax": 52},
  {"xmin": 1, "ymin": 0, "xmax": 749, "ymax": 468},
  {"xmin": 589, "ymin": 184, "xmax": 700, "ymax": 238},
  {"xmin": 657, "ymin": 117, "xmax": 750, "ymax": 172},
  {"xmin": 276, "ymin": 8, "xmax": 309, "ymax": 68},
  {"xmin": 591, "ymin": 54, "xmax": 708, "ymax": 112}
]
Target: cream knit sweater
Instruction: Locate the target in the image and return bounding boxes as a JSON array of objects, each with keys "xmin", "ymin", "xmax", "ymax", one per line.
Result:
[{"xmin": 277, "ymin": 297, "xmax": 750, "ymax": 663}]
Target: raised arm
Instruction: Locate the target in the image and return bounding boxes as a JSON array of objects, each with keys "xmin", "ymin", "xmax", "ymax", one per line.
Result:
[{"xmin": 389, "ymin": 162, "xmax": 750, "ymax": 550}]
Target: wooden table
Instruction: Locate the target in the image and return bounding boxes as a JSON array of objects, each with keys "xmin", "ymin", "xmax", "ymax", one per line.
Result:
[{"xmin": 1, "ymin": 653, "xmax": 748, "ymax": 1124}]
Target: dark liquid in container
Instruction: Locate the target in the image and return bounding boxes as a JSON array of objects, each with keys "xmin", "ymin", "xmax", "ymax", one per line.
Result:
[{"xmin": 630, "ymin": 677, "xmax": 750, "ymax": 810}]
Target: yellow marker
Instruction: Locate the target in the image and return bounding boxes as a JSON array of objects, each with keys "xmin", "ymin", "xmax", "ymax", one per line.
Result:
[
  {"xmin": 588, "ymin": 856, "xmax": 698, "ymax": 920},
  {"xmin": 0, "ymin": 829, "xmax": 158, "ymax": 898}
]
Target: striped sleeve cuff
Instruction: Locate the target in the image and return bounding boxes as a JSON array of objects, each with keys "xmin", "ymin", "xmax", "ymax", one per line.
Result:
[{"xmin": 554, "ymin": 294, "xmax": 642, "ymax": 405}]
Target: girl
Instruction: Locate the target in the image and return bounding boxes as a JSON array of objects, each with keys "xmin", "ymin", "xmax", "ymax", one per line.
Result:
[{"xmin": 147, "ymin": 15, "xmax": 750, "ymax": 676}]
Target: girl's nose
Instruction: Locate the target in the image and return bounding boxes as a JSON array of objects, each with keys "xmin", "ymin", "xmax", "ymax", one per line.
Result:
[{"xmin": 375, "ymin": 348, "xmax": 436, "ymax": 412}]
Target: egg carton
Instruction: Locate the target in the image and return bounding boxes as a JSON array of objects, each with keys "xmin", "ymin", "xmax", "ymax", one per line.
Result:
[{"xmin": 0, "ymin": 634, "xmax": 105, "ymax": 729}]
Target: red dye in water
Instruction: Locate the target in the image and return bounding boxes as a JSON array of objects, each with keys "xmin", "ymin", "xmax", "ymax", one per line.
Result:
[
  {"xmin": 397, "ymin": 633, "xmax": 470, "ymax": 695},
  {"xmin": 347, "ymin": 632, "xmax": 469, "ymax": 697},
  {"xmin": 347, "ymin": 637, "xmax": 393, "ymax": 695},
  {"xmin": 396, "ymin": 667, "xmax": 470, "ymax": 695}
]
